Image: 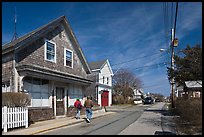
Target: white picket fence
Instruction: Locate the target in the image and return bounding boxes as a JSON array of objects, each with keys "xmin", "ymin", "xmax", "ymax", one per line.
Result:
[{"xmin": 2, "ymin": 106, "xmax": 28, "ymax": 132}]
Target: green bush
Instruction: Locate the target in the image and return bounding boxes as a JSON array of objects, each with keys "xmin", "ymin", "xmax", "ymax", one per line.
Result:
[{"xmin": 2, "ymin": 92, "xmax": 31, "ymax": 107}]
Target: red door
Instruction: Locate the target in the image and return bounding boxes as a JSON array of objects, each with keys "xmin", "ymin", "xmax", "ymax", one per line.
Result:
[{"xmin": 101, "ymin": 91, "xmax": 109, "ymax": 106}]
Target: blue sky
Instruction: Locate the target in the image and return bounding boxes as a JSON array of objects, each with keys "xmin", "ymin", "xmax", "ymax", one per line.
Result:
[{"xmin": 2, "ymin": 2, "xmax": 202, "ymax": 96}]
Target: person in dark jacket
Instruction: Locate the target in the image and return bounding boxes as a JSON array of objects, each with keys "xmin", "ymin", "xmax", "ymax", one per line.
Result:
[
  {"xmin": 74, "ymin": 98, "xmax": 82, "ymax": 119},
  {"xmin": 84, "ymin": 96, "xmax": 93, "ymax": 123}
]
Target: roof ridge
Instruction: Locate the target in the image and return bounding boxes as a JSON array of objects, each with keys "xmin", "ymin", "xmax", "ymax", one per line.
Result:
[{"xmin": 2, "ymin": 15, "xmax": 66, "ymax": 49}]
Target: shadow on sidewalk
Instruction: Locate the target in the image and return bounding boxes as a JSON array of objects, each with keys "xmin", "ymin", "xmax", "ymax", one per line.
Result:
[{"xmin": 154, "ymin": 131, "xmax": 176, "ymax": 135}]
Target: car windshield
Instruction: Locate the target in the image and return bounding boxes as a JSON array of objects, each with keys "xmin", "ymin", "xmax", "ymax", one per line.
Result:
[{"xmin": 146, "ymin": 97, "xmax": 151, "ymax": 100}]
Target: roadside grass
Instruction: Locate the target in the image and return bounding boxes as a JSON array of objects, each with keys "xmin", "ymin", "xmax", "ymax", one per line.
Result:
[{"xmin": 169, "ymin": 97, "xmax": 202, "ymax": 135}]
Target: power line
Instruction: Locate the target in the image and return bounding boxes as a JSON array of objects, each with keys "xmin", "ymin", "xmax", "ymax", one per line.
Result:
[
  {"xmin": 92, "ymin": 62, "xmax": 168, "ymax": 82},
  {"xmin": 112, "ymin": 62, "xmax": 168, "ymax": 73},
  {"xmin": 111, "ymin": 52, "xmax": 164, "ymax": 67}
]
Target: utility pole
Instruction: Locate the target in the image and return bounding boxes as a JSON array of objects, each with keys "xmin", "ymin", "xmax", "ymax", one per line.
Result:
[
  {"xmin": 170, "ymin": 28, "xmax": 175, "ymax": 108},
  {"xmin": 170, "ymin": 2, "xmax": 178, "ymax": 108}
]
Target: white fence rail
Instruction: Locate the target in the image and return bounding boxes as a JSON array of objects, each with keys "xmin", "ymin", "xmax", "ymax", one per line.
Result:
[{"xmin": 2, "ymin": 106, "xmax": 28, "ymax": 132}]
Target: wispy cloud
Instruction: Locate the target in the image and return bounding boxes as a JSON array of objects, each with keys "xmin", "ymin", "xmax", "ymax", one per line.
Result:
[{"xmin": 177, "ymin": 2, "xmax": 202, "ymax": 39}]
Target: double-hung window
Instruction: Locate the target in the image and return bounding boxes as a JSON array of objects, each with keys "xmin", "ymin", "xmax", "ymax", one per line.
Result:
[
  {"xmin": 45, "ymin": 40, "xmax": 56, "ymax": 62},
  {"xmin": 64, "ymin": 48, "xmax": 73, "ymax": 67}
]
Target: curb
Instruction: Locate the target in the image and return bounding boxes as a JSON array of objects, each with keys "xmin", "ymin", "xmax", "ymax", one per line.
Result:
[{"xmin": 30, "ymin": 120, "xmax": 82, "ymax": 135}]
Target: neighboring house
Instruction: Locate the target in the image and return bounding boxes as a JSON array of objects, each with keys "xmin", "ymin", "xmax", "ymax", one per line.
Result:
[
  {"xmin": 175, "ymin": 81, "xmax": 202, "ymax": 98},
  {"xmin": 184, "ymin": 81, "xmax": 202, "ymax": 98},
  {"xmin": 133, "ymin": 89, "xmax": 143, "ymax": 105},
  {"xmin": 133, "ymin": 89, "xmax": 143, "ymax": 100},
  {"xmin": 87, "ymin": 59, "xmax": 113, "ymax": 107},
  {"xmin": 2, "ymin": 15, "xmax": 93, "ymax": 121}
]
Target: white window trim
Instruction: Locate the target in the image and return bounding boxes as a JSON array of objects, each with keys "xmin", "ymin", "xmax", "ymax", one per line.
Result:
[
  {"xmin": 64, "ymin": 48, "xmax": 73, "ymax": 68},
  {"xmin": 44, "ymin": 39, "xmax": 56, "ymax": 63}
]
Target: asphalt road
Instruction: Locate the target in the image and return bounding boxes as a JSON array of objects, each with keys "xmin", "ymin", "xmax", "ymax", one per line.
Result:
[{"xmin": 37, "ymin": 104, "xmax": 151, "ymax": 135}]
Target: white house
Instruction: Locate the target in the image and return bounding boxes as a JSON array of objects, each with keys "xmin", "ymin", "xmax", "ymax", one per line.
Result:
[
  {"xmin": 175, "ymin": 81, "xmax": 202, "ymax": 98},
  {"xmin": 87, "ymin": 59, "xmax": 113, "ymax": 107},
  {"xmin": 133, "ymin": 88, "xmax": 143, "ymax": 99}
]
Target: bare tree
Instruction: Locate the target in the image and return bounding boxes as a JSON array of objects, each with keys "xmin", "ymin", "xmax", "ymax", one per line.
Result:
[{"xmin": 113, "ymin": 68, "xmax": 143, "ymax": 103}]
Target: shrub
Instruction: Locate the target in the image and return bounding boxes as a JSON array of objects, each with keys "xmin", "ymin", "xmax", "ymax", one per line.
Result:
[
  {"xmin": 112, "ymin": 95, "xmax": 125, "ymax": 104},
  {"xmin": 175, "ymin": 97, "xmax": 202, "ymax": 126},
  {"xmin": 2, "ymin": 92, "xmax": 31, "ymax": 107},
  {"xmin": 128, "ymin": 98, "xmax": 134, "ymax": 104}
]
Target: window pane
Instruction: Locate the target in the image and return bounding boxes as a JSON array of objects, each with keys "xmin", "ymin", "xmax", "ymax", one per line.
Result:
[
  {"xmin": 65, "ymin": 50, "xmax": 72, "ymax": 66},
  {"xmin": 47, "ymin": 41, "xmax": 55, "ymax": 52},
  {"xmin": 66, "ymin": 51, "xmax": 72, "ymax": 59},
  {"xmin": 46, "ymin": 41, "xmax": 55, "ymax": 61},
  {"xmin": 42, "ymin": 93, "xmax": 49, "ymax": 106},
  {"xmin": 47, "ymin": 54, "xmax": 55, "ymax": 61},
  {"xmin": 66, "ymin": 60, "xmax": 72, "ymax": 67}
]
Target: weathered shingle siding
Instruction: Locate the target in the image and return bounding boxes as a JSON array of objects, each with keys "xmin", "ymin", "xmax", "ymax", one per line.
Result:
[
  {"xmin": 16, "ymin": 26, "xmax": 87, "ymax": 79},
  {"xmin": 2, "ymin": 52, "xmax": 14, "ymax": 83}
]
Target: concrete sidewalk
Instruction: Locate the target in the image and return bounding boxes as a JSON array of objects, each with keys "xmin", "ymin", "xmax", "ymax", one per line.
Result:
[
  {"xmin": 119, "ymin": 102, "xmax": 177, "ymax": 135},
  {"xmin": 2, "ymin": 109, "xmax": 115, "ymax": 135}
]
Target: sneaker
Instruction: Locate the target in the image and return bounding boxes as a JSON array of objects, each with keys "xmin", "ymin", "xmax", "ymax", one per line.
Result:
[{"xmin": 86, "ymin": 118, "xmax": 90, "ymax": 123}]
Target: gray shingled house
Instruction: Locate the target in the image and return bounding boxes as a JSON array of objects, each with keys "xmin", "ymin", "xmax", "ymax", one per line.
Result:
[{"xmin": 2, "ymin": 15, "xmax": 93, "ymax": 122}]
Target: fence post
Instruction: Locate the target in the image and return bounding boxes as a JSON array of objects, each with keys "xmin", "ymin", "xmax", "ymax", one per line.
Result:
[
  {"xmin": 3, "ymin": 106, "xmax": 7, "ymax": 132},
  {"xmin": 25, "ymin": 107, "xmax": 28, "ymax": 128}
]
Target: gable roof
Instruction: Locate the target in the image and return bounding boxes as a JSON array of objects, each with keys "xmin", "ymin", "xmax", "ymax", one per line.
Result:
[
  {"xmin": 89, "ymin": 59, "xmax": 113, "ymax": 75},
  {"xmin": 88, "ymin": 59, "xmax": 107, "ymax": 70},
  {"xmin": 185, "ymin": 81, "xmax": 202, "ymax": 88},
  {"xmin": 2, "ymin": 15, "xmax": 91, "ymax": 74},
  {"xmin": 2, "ymin": 16, "xmax": 65, "ymax": 52}
]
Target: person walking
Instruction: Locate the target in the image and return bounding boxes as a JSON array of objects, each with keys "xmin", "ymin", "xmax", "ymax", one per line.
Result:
[
  {"xmin": 84, "ymin": 96, "xmax": 94, "ymax": 123},
  {"xmin": 74, "ymin": 98, "xmax": 82, "ymax": 119}
]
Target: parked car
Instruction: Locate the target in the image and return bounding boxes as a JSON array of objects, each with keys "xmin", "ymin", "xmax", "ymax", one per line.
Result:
[
  {"xmin": 133, "ymin": 98, "xmax": 143, "ymax": 105},
  {"xmin": 155, "ymin": 98, "xmax": 160, "ymax": 102},
  {"xmin": 143, "ymin": 96, "xmax": 154, "ymax": 104}
]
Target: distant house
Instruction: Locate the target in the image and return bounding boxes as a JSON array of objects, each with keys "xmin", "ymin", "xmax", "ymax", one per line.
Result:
[
  {"xmin": 2, "ymin": 15, "xmax": 93, "ymax": 122},
  {"xmin": 175, "ymin": 81, "xmax": 202, "ymax": 98},
  {"xmin": 87, "ymin": 59, "xmax": 113, "ymax": 107},
  {"xmin": 133, "ymin": 89, "xmax": 143, "ymax": 104},
  {"xmin": 133, "ymin": 89, "xmax": 143, "ymax": 99},
  {"xmin": 184, "ymin": 81, "xmax": 202, "ymax": 98}
]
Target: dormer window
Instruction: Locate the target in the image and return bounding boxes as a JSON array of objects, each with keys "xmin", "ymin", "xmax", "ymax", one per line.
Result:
[
  {"xmin": 44, "ymin": 40, "xmax": 56, "ymax": 63},
  {"xmin": 64, "ymin": 48, "xmax": 73, "ymax": 68}
]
